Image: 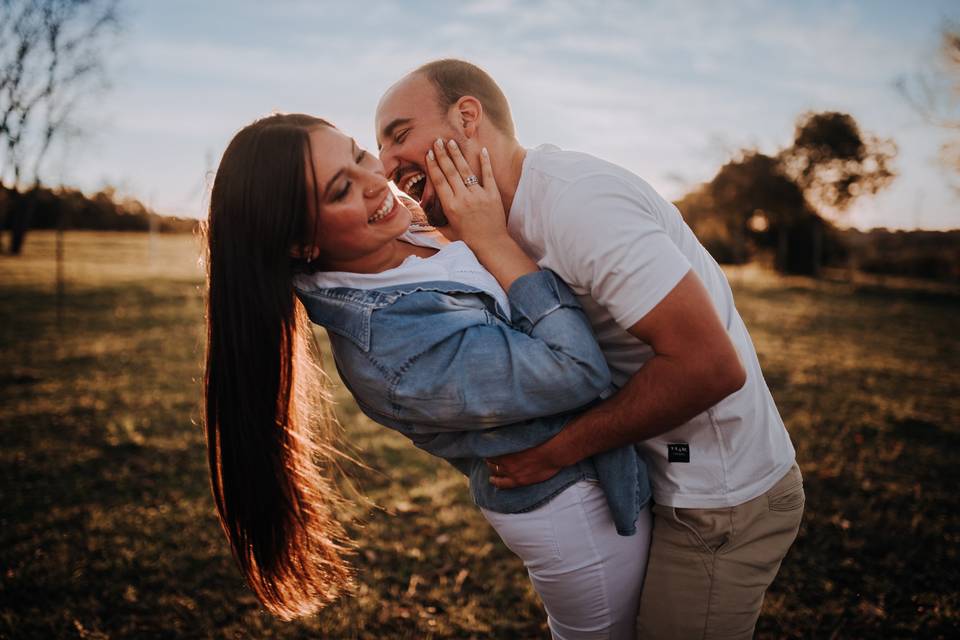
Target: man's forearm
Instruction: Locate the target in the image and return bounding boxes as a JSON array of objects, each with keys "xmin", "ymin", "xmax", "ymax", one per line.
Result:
[
  {"xmin": 544, "ymin": 351, "xmax": 742, "ymax": 467},
  {"xmin": 485, "ymin": 271, "xmax": 748, "ymax": 489}
]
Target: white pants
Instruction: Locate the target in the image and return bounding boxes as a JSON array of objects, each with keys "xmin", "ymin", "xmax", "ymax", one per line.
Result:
[{"xmin": 480, "ymin": 480, "xmax": 652, "ymax": 640}]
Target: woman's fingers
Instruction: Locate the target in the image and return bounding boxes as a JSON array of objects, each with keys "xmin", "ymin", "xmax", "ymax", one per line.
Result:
[
  {"xmin": 426, "ymin": 138, "xmax": 506, "ymax": 239},
  {"xmin": 424, "ymin": 148, "xmax": 456, "ymax": 206},
  {"xmin": 432, "ymin": 138, "xmax": 466, "ymax": 194},
  {"xmin": 480, "ymin": 147, "xmax": 497, "ymax": 194},
  {"xmin": 446, "ymin": 139, "xmax": 479, "ymax": 186}
]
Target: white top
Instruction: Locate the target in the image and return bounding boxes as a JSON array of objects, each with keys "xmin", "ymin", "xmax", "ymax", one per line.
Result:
[
  {"xmin": 508, "ymin": 144, "xmax": 796, "ymax": 509},
  {"xmin": 295, "ymin": 231, "xmax": 511, "ymax": 316}
]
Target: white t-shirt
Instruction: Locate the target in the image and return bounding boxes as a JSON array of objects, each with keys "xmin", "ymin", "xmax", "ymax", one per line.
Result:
[
  {"xmin": 508, "ymin": 144, "xmax": 796, "ymax": 509},
  {"xmin": 295, "ymin": 231, "xmax": 511, "ymax": 316}
]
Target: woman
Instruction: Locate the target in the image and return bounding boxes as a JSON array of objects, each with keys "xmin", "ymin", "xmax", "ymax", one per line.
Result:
[{"xmin": 204, "ymin": 113, "xmax": 651, "ymax": 638}]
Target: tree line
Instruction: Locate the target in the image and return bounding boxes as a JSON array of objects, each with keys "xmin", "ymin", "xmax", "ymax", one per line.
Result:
[
  {"xmin": 672, "ymin": 109, "xmax": 958, "ymax": 283},
  {"xmin": 1, "ymin": 3, "xmax": 956, "ymax": 282},
  {"xmin": 1, "ymin": 184, "xmax": 197, "ymax": 243},
  {"xmin": 675, "ymin": 110, "xmax": 896, "ymax": 276},
  {"xmin": 1, "ymin": 107, "xmax": 956, "ymax": 282}
]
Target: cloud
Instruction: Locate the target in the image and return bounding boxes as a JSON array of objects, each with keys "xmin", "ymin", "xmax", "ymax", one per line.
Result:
[{"xmin": 59, "ymin": 0, "xmax": 960, "ymax": 229}]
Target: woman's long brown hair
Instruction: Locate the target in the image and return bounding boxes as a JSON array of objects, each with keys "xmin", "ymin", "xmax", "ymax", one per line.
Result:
[{"xmin": 203, "ymin": 114, "xmax": 351, "ymax": 618}]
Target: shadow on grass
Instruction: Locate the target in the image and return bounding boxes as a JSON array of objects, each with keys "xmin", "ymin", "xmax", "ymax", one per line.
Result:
[{"xmin": 1, "ymin": 267, "xmax": 958, "ymax": 638}]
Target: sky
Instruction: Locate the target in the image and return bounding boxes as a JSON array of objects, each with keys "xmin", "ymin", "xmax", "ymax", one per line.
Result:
[{"xmin": 50, "ymin": 0, "xmax": 960, "ymax": 230}]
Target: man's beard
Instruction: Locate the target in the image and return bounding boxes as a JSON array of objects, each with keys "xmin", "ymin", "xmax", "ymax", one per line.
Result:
[{"xmin": 425, "ymin": 204, "xmax": 448, "ymax": 228}]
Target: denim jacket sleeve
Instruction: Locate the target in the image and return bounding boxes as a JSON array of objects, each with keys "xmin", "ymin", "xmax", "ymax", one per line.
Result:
[{"xmin": 386, "ymin": 269, "xmax": 611, "ymax": 430}]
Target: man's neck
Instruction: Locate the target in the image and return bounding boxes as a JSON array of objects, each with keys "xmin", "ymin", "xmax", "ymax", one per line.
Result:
[{"xmin": 492, "ymin": 142, "xmax": 527, "ymax": 222}]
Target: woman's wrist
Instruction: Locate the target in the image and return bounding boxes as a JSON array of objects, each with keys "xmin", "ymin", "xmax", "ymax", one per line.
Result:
[
  {"xmin": 474, "ymin": 234, "xmax": 534, "ymax": 268},
  {"xmin": 461, "ymin": 226, "xmax": 510, "ymax": 252},
  {"xmin": 470, "ymin": 233, "xmax": 538, "ymax": 292}
]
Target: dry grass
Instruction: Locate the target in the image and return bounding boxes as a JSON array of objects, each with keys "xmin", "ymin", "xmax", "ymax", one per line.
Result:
[{"xmin": 1, "ymin": 232, "xmax": 958, "ymax": 639}]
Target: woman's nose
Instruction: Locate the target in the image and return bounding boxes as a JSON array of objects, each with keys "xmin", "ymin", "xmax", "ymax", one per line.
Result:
[
  {"xmin": 362, "ymin": 169, "xmax": 388, "ymax": 199},
  {"xmin": 362, "ymin": 181, "xmax": 386, "ymax": 199}
]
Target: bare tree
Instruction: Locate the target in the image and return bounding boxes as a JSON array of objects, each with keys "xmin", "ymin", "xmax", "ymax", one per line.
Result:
[
  {"xmin": 898, "ymin": 22, "xmax": 960, "ymax": 191},
  {"xmin": 0, "ymin": 0, "xmax": 120, "ymax": 254}
]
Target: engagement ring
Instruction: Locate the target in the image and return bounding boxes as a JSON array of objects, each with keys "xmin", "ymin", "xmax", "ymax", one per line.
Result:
[{"xmin": 464, "ymin": 175, "xmax": 479, "ymax": 186}]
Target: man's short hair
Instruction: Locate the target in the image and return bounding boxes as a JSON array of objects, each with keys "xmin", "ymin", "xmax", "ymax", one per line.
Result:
[{"xmin": 415, "ymin": 59, "xmax": 516, "ymax": 138}]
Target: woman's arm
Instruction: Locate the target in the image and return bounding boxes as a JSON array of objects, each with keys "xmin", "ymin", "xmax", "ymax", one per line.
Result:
[
  {"xmin": 388, "ymin": 270, "xmax": 611, "ymax": 429},
  {"xmin": 329, "ymin": 143, "xmax": 611, "ymax": 433}
]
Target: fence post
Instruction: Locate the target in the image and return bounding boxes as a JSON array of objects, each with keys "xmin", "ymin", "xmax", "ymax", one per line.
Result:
[{"xmin": 56, "ymin": 215, "xmax": 65, "ymax": 329}]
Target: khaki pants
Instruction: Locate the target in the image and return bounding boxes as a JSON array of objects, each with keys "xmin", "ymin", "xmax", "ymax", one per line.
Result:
[{"xmin": 636, "ymin": 463, "xmax": 804, "ymax": 639}]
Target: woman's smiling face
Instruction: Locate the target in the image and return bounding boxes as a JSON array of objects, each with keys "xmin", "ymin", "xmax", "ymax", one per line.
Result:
[{"xmin": 304, "ymin": 126, "xmax": 411, "ymax": 271}]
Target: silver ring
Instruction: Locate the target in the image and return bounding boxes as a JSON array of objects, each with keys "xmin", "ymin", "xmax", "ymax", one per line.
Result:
[{"xmin": 464, "ymin": 175, "xmax": 479, "ymax": 186}]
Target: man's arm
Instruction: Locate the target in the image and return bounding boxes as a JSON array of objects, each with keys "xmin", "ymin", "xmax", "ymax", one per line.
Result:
[{"xmin": 486, "ymin": 269, "xmax": 747, "ymax": 489}]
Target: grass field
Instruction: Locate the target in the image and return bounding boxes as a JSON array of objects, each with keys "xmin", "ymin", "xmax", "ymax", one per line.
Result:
[{"xmin": 1, "ymin": 231, "xmax": 958, "ymax": 639}]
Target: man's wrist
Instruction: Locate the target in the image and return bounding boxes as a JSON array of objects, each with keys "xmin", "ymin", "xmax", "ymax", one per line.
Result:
[{"xmin": 543, "ymin": 426, "xmax": 583, "ymax": 468}]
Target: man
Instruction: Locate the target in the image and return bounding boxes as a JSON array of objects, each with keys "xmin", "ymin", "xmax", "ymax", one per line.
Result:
[{"xmin": 375, "ymin": 58, "xmax": 803, "ymax": 639}]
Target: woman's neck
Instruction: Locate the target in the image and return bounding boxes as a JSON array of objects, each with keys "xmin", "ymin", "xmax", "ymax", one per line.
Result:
[{"xmin": 320, "ymin": 238, "xmax": 437, "ymax": 274}]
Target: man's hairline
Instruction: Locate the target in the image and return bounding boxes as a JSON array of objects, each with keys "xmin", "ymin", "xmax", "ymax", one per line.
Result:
[
  {"xmin": 377, "ymin": 70, "xmax": 514, "ymax": 147},
  {"xmin": 375, "ymin": 72, "xmax": 445, "ymax": 149}
]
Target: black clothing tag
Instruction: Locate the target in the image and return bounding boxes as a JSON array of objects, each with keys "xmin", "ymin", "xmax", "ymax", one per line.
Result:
[{"xmin": 668, "ymin": 443, "xmax": 690, "ymax": 463}]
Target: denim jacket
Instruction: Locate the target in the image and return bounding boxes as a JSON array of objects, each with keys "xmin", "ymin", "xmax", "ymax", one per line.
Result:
[{"xmin": 295, "ymin": 270, "xmax": 651, "ymax": 535}]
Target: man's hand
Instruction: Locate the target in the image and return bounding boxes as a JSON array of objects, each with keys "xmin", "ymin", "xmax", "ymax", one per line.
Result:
[{"xmin": 485, "ymin": 439, "xmax": 567, "ymax": 489}]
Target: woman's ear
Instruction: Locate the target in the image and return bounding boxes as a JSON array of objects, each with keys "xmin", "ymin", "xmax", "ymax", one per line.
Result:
[
  {"xmin": 290, "ymin": 243, "xmax": 321, "ymax": 262},
  {"xmin": 455, "ymin": 96, "xmax": 483, "ymax": 139}
]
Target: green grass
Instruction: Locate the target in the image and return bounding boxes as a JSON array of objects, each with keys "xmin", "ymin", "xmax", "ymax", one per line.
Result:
[{"xmin": 1, "ymin": 232, "xmax": 958, "ymax": 639}]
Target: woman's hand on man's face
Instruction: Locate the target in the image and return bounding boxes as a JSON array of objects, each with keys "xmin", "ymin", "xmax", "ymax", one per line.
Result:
[{"xmin": 424, "ymin": 137, "xmax": 507, "ymax": 247}]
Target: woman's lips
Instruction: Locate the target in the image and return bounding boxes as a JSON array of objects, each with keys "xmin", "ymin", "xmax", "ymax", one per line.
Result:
[{"xmin": 368, "ymin": 191, "xmax": 398, "ymax": 224}]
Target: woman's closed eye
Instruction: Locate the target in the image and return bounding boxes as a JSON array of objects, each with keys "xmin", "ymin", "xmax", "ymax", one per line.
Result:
[
  {"xmin": 333, "ymin": 182, "xmax": 351, "ymax": 201},
  {"xmin": 332, "ymin": 150, "xmax": 370, "ymax": 201}
]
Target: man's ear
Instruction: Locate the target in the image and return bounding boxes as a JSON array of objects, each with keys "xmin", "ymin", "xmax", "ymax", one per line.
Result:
[{"xmin": 454, "ymin": 96, "xmax": 483, "ymax": 139}]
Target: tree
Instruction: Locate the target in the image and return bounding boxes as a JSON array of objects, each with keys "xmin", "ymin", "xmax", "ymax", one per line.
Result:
[
  {"xmin": 678, "ymin": 152, "xmax": 809, "ymax": 267},
  {"xmin": 898, "ymin": 23, "xmax": 960, "ymax": 191},
  {"xmin": 0, "ymin": 0, "xmax": 120, "ymax": 254},
  {"xmin": 779, "ymin": 111, "xmax": 897, "ymax": 216},
  {"xmin": 943, "ymin": 28, "xmax": 960, "ymax": 180},
  {"xmin": 677, "ymin": 111, "xmax": 896, "ymax": 275}
]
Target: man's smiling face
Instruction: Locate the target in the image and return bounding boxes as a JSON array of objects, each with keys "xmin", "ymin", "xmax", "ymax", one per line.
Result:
[{"xmin": 376, "ymin": 73, "xmax": 461, "ymax": 226}]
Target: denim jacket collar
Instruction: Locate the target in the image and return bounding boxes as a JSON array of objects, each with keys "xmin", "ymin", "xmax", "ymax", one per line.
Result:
[{"xmin": 295, "ymin": 279, "xmax": 505, "ymax": 352}]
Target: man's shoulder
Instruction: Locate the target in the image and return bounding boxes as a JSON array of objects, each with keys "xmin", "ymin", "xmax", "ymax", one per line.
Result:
[
  {"xmin": 526, "ymin": 144, "xmax": 635, "ymax": 185},
  {"xmin": 514, "ymin": 145, "xmax": 682, "ymax": 269},
  {"xmin": 525, "ymin": 145, "xmax": 660, "ymax": 207}
]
